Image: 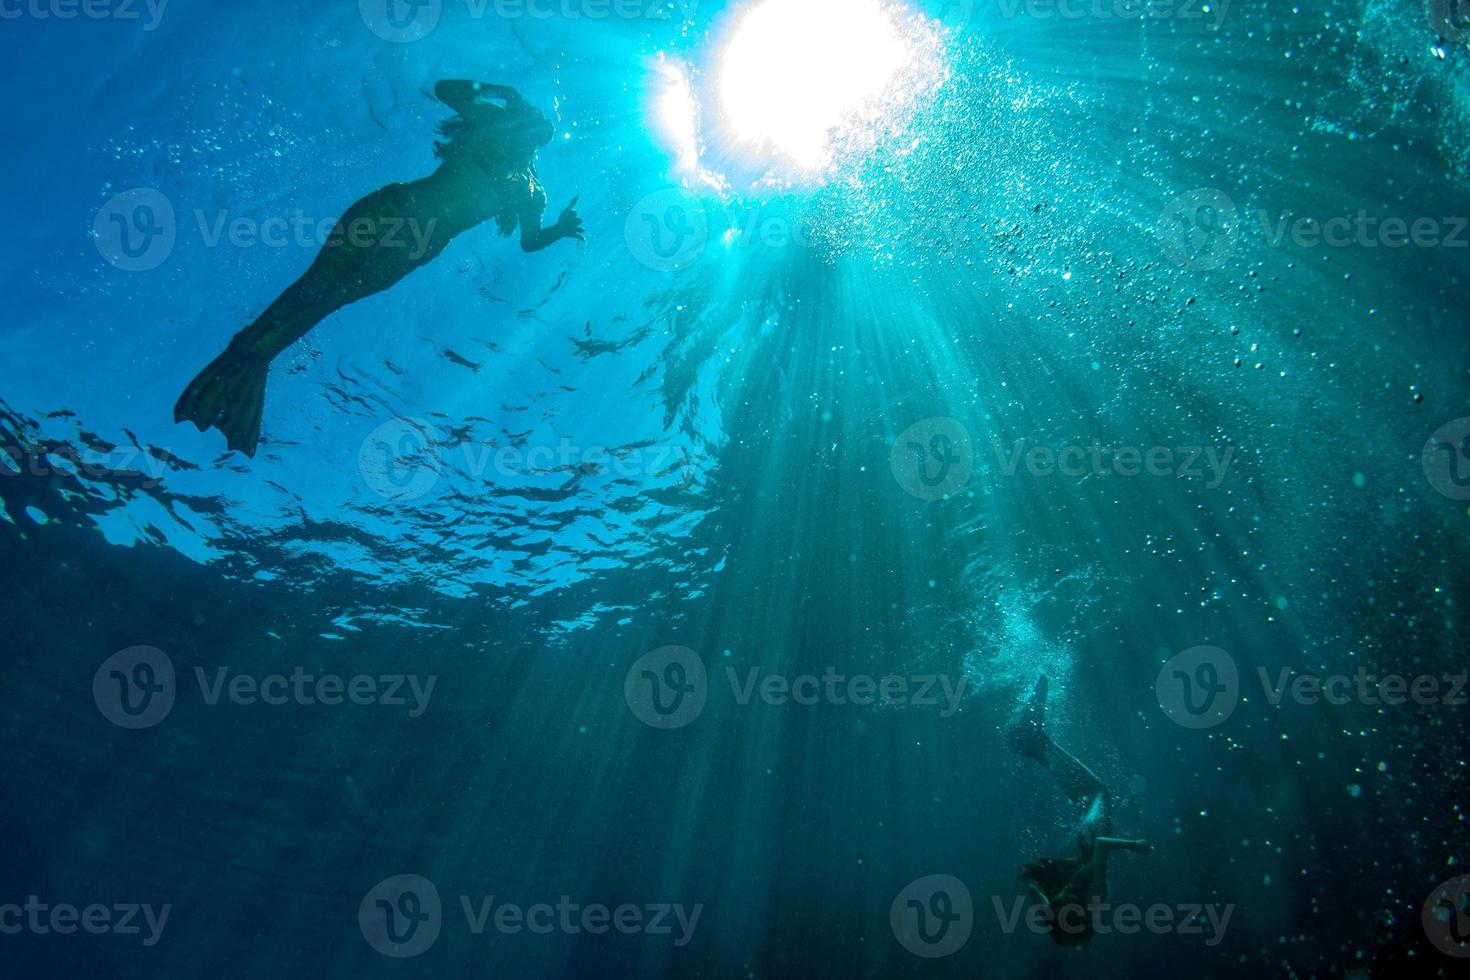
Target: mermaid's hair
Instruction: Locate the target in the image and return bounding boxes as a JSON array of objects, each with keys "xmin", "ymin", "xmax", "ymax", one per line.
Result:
[
  {"xmin": 433, "ymin": 109, "xmax": 542, "ymax": 236},
  {"xmin": 433, "ymin": 115, "xmax": 469, "ymax": 160}
]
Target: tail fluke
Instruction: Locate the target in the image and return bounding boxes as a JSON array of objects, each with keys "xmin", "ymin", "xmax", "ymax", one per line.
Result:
[
  {"xmin": 1006, "ymin": 673, "xmax": 1051, "ymax": 763},
  {"xmin": 174, "ymin": 344, "xmax": 270, "ymax": 458}
]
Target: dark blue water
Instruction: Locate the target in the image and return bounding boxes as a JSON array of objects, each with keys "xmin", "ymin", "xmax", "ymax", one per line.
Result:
[{"xmin": 2, "ymin": 0, "xmax": 1469, "ymax": 977}]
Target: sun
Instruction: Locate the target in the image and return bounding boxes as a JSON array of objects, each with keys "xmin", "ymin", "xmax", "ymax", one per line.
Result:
[
  {"xmin": 646, "ymin": 0, "xmax": 946, "ymax": 188},
  {"xmin": 710, "ymin": 0, "xmax": 945, "ymax": 181}
]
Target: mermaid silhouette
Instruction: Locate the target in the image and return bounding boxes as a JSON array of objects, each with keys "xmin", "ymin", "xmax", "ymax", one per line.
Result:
[
  {"xmin": 174, "ymin": 81, "xmax": 584, "ymax": 456},
  {"xmin": 1006, "ymin": 674, "xmax": 1153, "ymax": 946}
]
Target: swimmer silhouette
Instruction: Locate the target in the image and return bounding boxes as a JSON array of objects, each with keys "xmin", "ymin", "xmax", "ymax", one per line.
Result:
[
  {"xmin": 174, "ymin": 81, "xmax": 584, "ymax": 456},
  {"xmin": 1006, "ymin": 674, "xmax": 1153, "ymax": 946}
]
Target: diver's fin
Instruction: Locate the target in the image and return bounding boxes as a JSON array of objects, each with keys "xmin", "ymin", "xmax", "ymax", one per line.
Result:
[
  {"xmin": 174, "ymin": 343, "xmax": 269, "ymax": 458},
  {"xmin": 1006, "ymin": 673, "xmax": 1051, "ymax": 763}
]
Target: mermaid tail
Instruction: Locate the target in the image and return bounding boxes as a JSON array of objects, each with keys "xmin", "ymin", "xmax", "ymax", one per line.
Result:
[
  {"xmin": 174, "ymin": 342, "xmax": 270, "ymax": 457},
  {"xmin": 1006, "ymin": 674, "xmax": 1051, "ymax": 763},
  {"xmin": 1007, "ymin": 673, "xmax": 1109, "ymax": 804}
]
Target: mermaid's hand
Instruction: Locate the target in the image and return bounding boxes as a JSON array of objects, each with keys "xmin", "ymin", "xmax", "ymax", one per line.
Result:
[{"xmin": 556, "ymin": 196, "xmax": 585, "ymax": 242}]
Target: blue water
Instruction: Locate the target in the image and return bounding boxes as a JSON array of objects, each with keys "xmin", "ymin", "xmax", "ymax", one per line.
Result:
[{"xmin": 2, "ymin": 0, "xmax": 1469, "ymax": 977}]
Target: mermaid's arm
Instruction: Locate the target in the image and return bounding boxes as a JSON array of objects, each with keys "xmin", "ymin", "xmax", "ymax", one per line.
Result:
[
  {"xmin": 520, "ymin": 192, "xmax": 584, "ymax": 252},
  {"xmin": 434, "ymin": 80, "xmax": 522, "ymax": 114}
]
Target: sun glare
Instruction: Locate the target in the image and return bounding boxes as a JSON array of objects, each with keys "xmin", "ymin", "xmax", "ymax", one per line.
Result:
[
  {"xmin": 648, "ymin": 0, "xmax": 946, "ymax": 187},
  {"xmin": 717, "ymin": 0, "xmax": 935, "ymax": 174}
]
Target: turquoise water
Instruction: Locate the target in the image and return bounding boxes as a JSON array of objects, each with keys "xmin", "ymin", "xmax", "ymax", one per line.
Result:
[{"xmin": 2, "ymin": 0, "xmax": 1469, "ymax": 976}]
